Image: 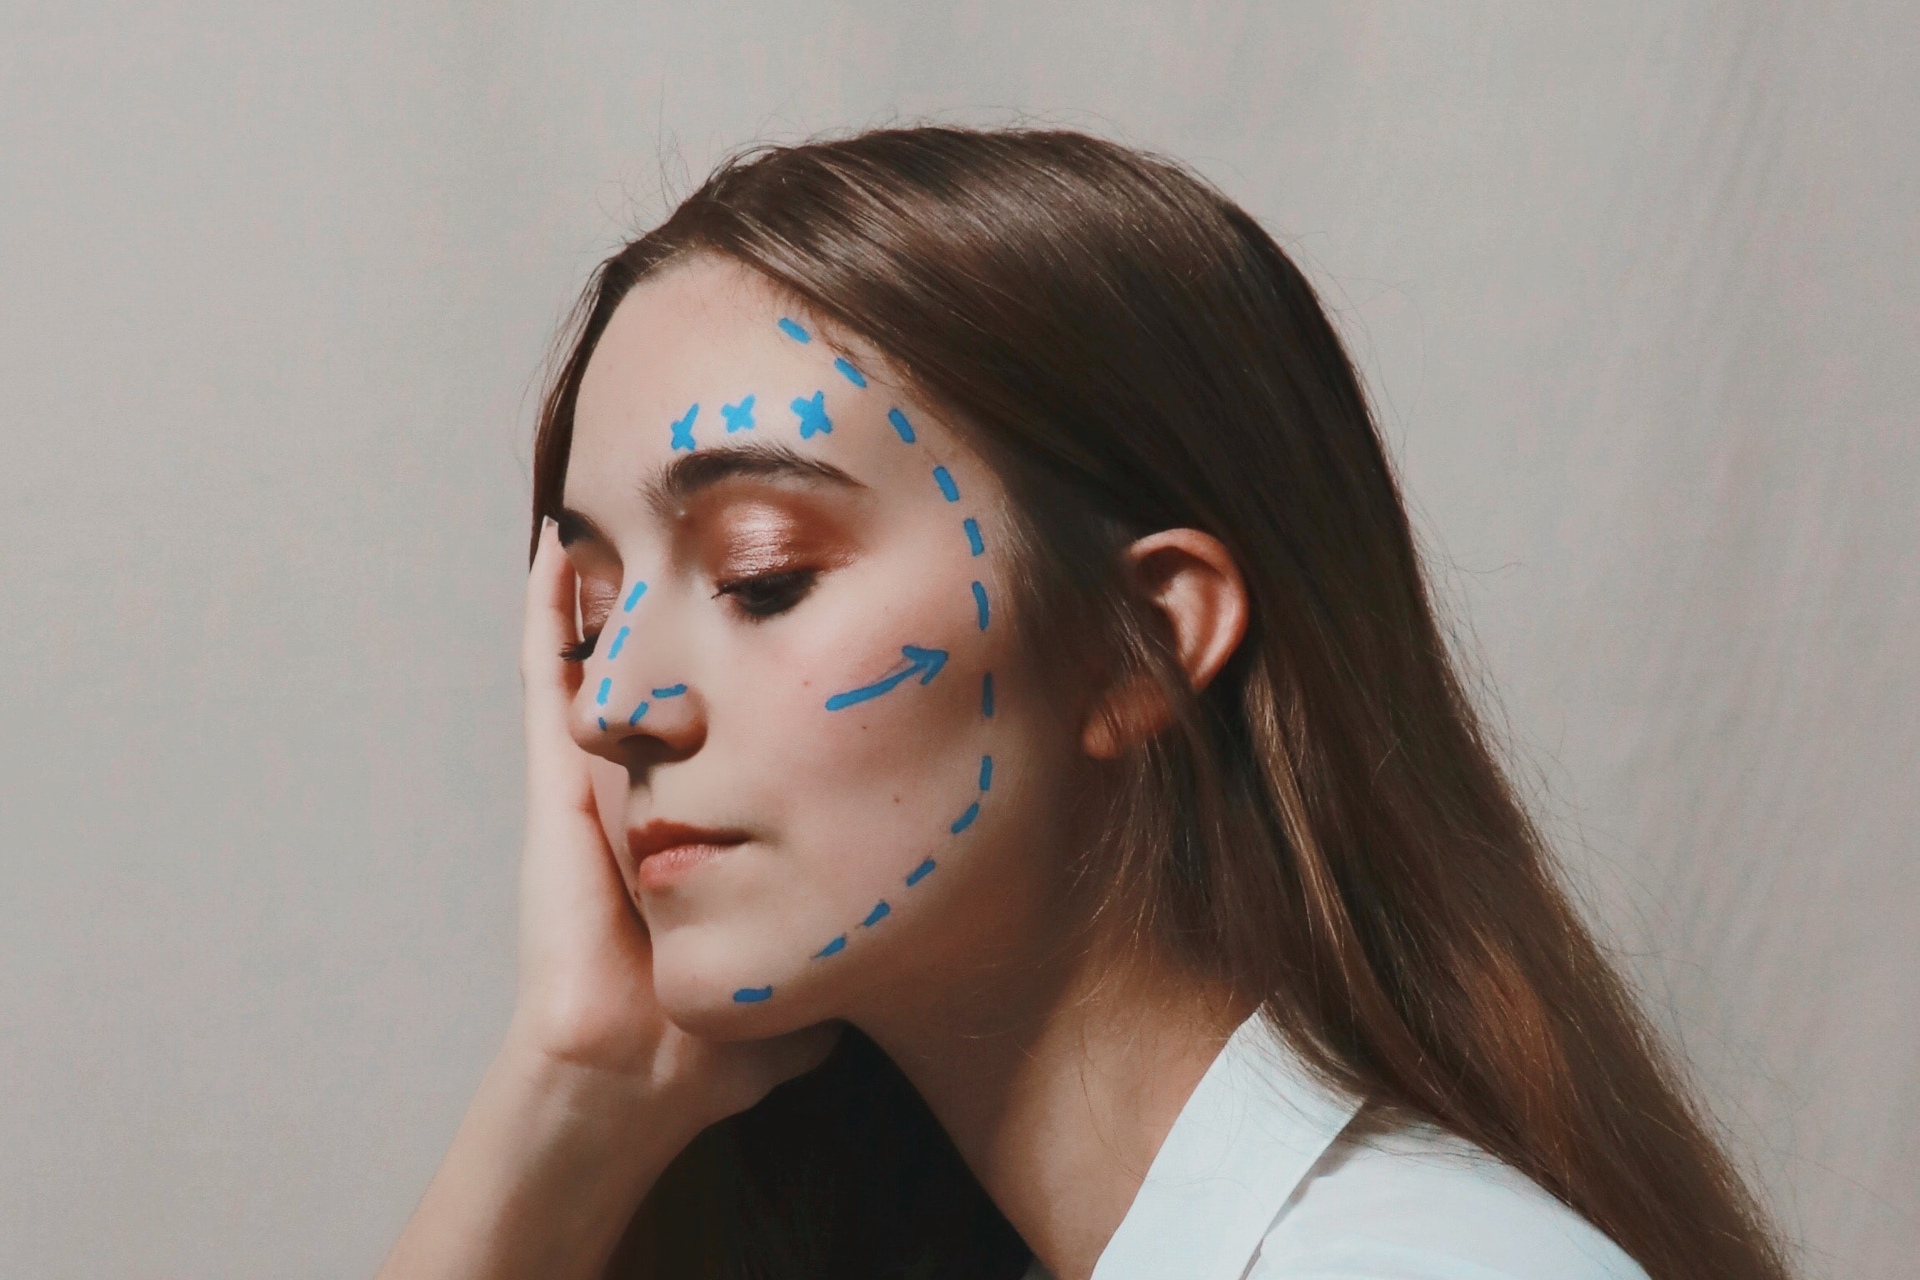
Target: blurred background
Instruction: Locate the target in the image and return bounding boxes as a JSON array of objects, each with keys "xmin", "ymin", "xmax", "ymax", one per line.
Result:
[{"xmin": 2, "ymin": 3, "xmax": 1914, "ymax": 1276}]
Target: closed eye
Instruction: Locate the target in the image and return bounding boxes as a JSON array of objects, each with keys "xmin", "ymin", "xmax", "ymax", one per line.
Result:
[{"xmin": 714, "ymin": 569, "xmax": 819, "ymax": 619}]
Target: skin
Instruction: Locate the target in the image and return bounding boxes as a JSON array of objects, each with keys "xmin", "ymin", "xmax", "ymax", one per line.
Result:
[{"xmin": 377, "ymin": 254, "xmax": 1256, "ymax": 1280}]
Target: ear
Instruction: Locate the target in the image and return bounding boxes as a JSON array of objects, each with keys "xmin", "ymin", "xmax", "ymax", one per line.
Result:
[{"xmin": 1081, "ymin": 529, "xmax": 1250, "ymax": 759}]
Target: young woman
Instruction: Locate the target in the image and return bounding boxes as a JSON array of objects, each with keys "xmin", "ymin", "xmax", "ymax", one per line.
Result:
[{"xmin": 376, "ymin": 128, "xmax": 1792, "ymax": 1280}]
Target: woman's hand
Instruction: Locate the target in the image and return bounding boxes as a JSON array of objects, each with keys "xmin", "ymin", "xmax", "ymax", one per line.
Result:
[{"xmin": 510, "ymin": 517, "xmax": 843, "ymax": 1131}]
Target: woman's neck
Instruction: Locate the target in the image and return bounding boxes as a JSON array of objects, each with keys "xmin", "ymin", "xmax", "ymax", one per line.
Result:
[{"xmin": 856, "ymin": 929, "xmax": 1256, "ymax": 1280}]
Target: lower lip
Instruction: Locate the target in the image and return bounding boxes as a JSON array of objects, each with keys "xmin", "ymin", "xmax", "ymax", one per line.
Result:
[{"xmin": 637, "ymin": 842, "xmax": 745, "ymax": 893}]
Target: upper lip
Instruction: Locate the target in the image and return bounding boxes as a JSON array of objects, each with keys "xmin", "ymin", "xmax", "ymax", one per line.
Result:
[{"xmin": 627, "ymin": 819, "xmax": 750, "ymax": 864}]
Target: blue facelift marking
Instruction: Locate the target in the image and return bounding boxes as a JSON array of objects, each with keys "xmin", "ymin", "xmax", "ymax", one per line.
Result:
[
  {"xmin": 963, "ymin": 517, "xmax": 984, "ymax": 555},
  {"xmin": 824, "ymin": 645, "xmax": 947, "ymax": 710},
  {"xmin": 623, "ymin": 581, "xmax": 648, "ymax": 611},
  {"xmin": 950, "ymin": 802, "xmax": 981, "ymax": 835},
  {"xmin": 627, "ymin": 700, "xmax": 650, "ymax": 725},
  {"xmin": 597, "ymin": 716, "xmax": 606, "ymax": 731},
  {"xmin": 721, "ymin": 395, "xmax": 756, "ymax": 432},
  {"xmin": 979, "ymin": 754, "xmax": 994, "ymax": 792},
  {"xmin": 595, "ymin": 677, "xmax": 611, "ymax": 706},
  {"xmin": 906, "ymin": 858, "xmax": 936, "ymax": 886},
  {"xmin": 814, "ymin": 935, "xmax": 847, "ymax": 958},
  {"xmin": 792, "ymin": 390, "xmax": 832, "ymax": 438},
  {"xmin": 777, "ymin": 317, "xmax": 811, "ymax": 343},
  {"xmin": 887, "ymin": 407, "xmax": 916, "ymax": 443},
  {"xmin": 932, "ymin": 466, "xmax": 960, "ymax": 501},
  {"xmin": 606, "ymin": 626, "xmax": 630, "ymax": 660},
  {"xmin": 733, "ymin": 986, "xmax": 774, "ymax": 1003},
  {"xmin": 972, "ymin": 581, "xmax": 990, "ymax": 630},
  {"xmin": 652, "ymin": 684, "xmax": 687, "ymax": 698},
  {"xmin": 861, "ymin": 900, "xmax": 891, "ymax": 927},
  {"xmin": 833, "ymin": 356, "xmax": 867, "ymax": 388},
  {"xmin": 670, "ymin": 403, "xmax": 699, "ymax": 452},
  {"xmin": 982, "ymin": 672, "xmax": 995, "ymax": 718}
]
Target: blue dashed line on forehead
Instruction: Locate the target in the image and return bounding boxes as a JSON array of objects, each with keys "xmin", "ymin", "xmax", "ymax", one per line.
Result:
[
  {"xmin": 623, "ymin": 581, "xmax": 647, "ymax": 611},
  {"xmin": 595, "ymin": 678, "xmax": 612, "ymax": 706},
  {"xmin": 963, "ymin": 517, "xmax": 984, "ymax": 556},
  {"xmin": 792, "ymin": 390, "xmax": 832, "ymax": 438},
  {"xmin": 906, "ymin": 858, "xmax": 936, "ymax": 886},
  {"xmin": 932, "ymin": 466, "xmax": 960, "ymax": 501},
  {"xmin": 721, "ymin": 395, "xmax": 756, "ymax": 432},
  {"xmin": 950, "ymin": 802, "xmax": 981, "ymax": 834},
  {"xmin": 972, "ymin": 581, "xmax": 990, "ymax": 630},
  {"xmin": 813, "ymin": 935, "xmax": 847, "ymax": 958},
  {"xmin": 833, "ymin": 357, "xmax": 867, "ymax": 388},
  {"xmin": 652, "ymin": 684, "xmax": 687, "ymax": 698},
  {"xmin": 777, "ymin": 317, "xmax": 810, "ymax": 343},
  {"xmin": 670, "ymin": 403, "xmax": 699, "ymax": 452},
  {"xmin": 606, "ymin": 626, "xmax": 630, "ymax": 660},
  {"xmin": 734, "ymin": 985, "xmax": 774, "ymax": 1003},
  {"xmin": 887, "ymin": 407, "xmax": 916, "ymax": 443},
  {"xmin": 861, "ymin": 901, "xmax": 891, "ymax": 927}
]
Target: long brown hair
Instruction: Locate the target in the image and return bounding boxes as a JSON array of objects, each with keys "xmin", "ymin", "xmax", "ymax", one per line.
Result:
[{"xmin": 529, "ymin": 126, "xmax": 1792, "ymax": 1280}]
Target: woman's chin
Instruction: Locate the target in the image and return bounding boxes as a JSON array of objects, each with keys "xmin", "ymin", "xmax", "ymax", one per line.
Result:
[{"xmin": 650, "ymin": 931, "xmax": 832, "ymax": 1038}]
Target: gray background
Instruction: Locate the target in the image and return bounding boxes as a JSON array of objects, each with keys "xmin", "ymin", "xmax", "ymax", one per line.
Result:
[{"xmin": 2, "ymin": 3, "xmax": 1913, "ymax": 1276}]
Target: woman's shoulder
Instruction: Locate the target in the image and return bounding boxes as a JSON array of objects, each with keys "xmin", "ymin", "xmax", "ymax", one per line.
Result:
[{"xmin": 1249, "ymin": 1116, "xmax": 1652, "ymax": 1280}]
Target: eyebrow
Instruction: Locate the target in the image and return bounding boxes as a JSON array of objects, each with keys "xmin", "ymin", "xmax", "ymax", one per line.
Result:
[{"xmin": 556, "ymin": 441, "xmax": 866, "ymax": 548}]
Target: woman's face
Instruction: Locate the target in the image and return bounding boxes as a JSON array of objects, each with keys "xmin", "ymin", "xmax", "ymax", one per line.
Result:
[{"xmin": 560, "ymin": 255, "xmax": 1084, "ymax": 1039}]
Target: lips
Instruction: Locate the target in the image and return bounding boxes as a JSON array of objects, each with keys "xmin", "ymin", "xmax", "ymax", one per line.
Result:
[{"xmin": 627, "ymin": 819, "xmax": 750, "ymax": 892}]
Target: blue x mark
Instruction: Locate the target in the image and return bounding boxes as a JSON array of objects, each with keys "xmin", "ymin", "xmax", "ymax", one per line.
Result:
[
  {"xmin": 670, "ymin": 403, "xmax": 699, "ymax": 452},
  {"xmin": 721, "ymin": 395, "xmax": 755, "ymax": 432},
  {"xmin": 791, "ymin": 390, "xmax": 831, "ymax": 439}
]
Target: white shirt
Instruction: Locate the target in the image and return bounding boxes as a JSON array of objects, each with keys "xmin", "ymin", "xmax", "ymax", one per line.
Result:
[{"xmin": 1022, "ymin": 1009, "xmax": 1649, "ymax": 1280}]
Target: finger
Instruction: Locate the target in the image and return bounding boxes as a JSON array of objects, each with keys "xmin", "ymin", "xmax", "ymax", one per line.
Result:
[{"xmin": 522, "ymin": 517, "xmax": 582, "ymax": 720}]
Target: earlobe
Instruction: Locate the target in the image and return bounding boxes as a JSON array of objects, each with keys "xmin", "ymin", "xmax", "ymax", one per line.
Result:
[{"xmin": 1079, "ymin": 529, "xmax": 1249, "ymax": 760}]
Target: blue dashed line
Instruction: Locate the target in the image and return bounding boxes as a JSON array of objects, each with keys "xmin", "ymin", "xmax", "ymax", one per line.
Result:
[
  {"xmin": 606, "ymin": 626, "xmax": 630, "ymax": 659},
  {"xmin": 964, "ymin": 517, "xmax": 984, "ymax": 555},
  {"xmin": 814, "ymin": 935, "xmax": 847, "ymax": 958},
  {"xmin": 777, "ymin": 317, "xmax": 810, "ymax": 343},
  {"xmin": 623, "ymin": 581, "xmax": 647, "ymax": 611},
  {"xmin": 906, "ymin": 858, "xmax": 936, "ymax": 886},
  {"xmin": 597, "ymin": 717, "xmax": 606, "ymax": 731},
  {"xmin": 595, "ymin": 678, "xmax": 611, "ymax": 706},
  {"xmin": 950, "ymin": 802, "xmax": 981, "ymax": 834},
  {"xmin": 652, "ymin": 684, "xmax": 687, "ymax": 698},
  {"xmin": 972, "ymin": 581, "xmax": 990, "ymax": 630},
  {"xmin": 627, "ymin": 700, "xmax": 649, "ymax": 725},
  {"xmin": 887, "ymin": 407, "xmax": 916, "ymax": 443},
  {"xmin": 833, "ymin": 356, "xmax": 867, "ymax": 387},
  {"xmin": 734, "ymin": 985, "xmax": 774, "ymax": 1003},
  {"xmin": 932, "ymin": 466, "xmax": 960, "ymax": 501},
  {"xmin": 861, "ymin": 901, "xmax": 891, "ymax": 927},
  {"xmin": 979, "ymin": 755, "xmax": 993, "ymax": 791}
]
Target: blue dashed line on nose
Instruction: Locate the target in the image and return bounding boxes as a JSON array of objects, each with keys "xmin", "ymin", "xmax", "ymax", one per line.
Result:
[
  {"xmin": 597, "ymin": 717, "xmax": 606, "ymax": 731},
  {"xmin": 814, "ymin": 935, "xmax": 847, "ymax": 958},
  {"xmin": 971, "ymin": 582, "xmax": 990, "ymax": 630},
  {"xmin": 623, "ymin": 581, "xmax": 647, "ymax": 611},
  {"xmin": 606, "ymin": 626, "xmax": 630, "ymax": 660},
  {"xmin": 932, "ymin": 466, "xmax": 960, "ymax": 502},
  {"xmin": 963, "ymin": 517, "xmax": 984, "ymax": 555},
  {"xmin": 733, "ymin": 985, "xmax": 774, "ymax": 1003},
  {"xmin": 861, "ymin": 901, "xmax": 891, "ymax": 927},
  {"xmin": 652, "ymin": 684, "xmax": 687, "ymax": 698},
  {"xmin": 833, "ymin": 357, "xmax": 867, "ymax": 387},
  {"xmin": 777, "ymin": 317, "xmax": 810, "ymax": 343},
  {"xmin": 595, "ymin": 678, "xmax": 611, "ymax": 706},
  {"xmin": 906, "ymin": 858, "xmax": 936, "ymax": 886},
  {"xmin": 627, "ymin": 700, "xmax": 649, "ymax": 725},
  {"xmin": 950, "ymin": 802, "xmax": 981, "ymax": 834},
  {"xmin": 887, "ymin": 407, "xmax": 916, "ymax": 443},
  {"xmin": 979, "ymin": 755, "xmax": 993, "ymax": 791}
]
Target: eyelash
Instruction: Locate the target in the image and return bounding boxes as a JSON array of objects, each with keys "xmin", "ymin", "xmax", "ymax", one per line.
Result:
[{"xmin": 558, "ymin": 569, "xmax": 820, "ymax": 662}]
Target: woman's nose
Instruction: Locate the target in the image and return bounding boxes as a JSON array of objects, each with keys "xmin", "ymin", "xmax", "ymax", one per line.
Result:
[{"xmin": 569, "ymin": 594, "xmax": 704, "ymax": 759}]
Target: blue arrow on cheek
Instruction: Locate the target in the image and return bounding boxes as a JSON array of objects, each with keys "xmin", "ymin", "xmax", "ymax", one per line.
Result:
[{"xmin": 823, "ymin": 644, "xmax": 949, "ymax": 711}]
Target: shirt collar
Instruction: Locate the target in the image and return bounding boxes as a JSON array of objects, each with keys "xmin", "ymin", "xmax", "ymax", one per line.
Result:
[{"xmin": 1088, "ymin": 1008, "xmax": 1365, "ymax": 1280}]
